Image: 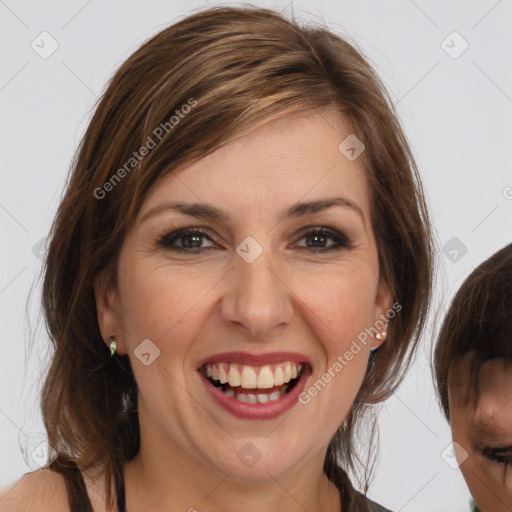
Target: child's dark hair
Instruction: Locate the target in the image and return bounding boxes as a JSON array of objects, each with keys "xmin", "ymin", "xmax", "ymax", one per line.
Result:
[{"xmin": 435, "ymin": 243, "xmax": 512, "ymax": 418}]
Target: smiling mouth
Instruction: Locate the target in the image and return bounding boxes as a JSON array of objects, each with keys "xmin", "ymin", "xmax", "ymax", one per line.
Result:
[{"xmin": 200, "ymin": 361, "xmax": 309, "ymax": 404}]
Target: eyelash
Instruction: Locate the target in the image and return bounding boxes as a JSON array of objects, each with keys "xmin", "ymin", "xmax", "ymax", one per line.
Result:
[
  {"xmin": 156, "ymin": 226, "xmax": 352, "ymax": 254},
  {"xmin": 483, "ymin": 447, "xmax": 512, "ymax": 466},
  {"xmin": 482, "ymin": 446, "xmax": 512, "ymax": 481}
]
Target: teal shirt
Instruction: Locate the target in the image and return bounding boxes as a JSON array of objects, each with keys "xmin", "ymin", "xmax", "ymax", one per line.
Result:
[{"xmin": 470, "ymin": 499, "xmax": 481, "ymax": 511}]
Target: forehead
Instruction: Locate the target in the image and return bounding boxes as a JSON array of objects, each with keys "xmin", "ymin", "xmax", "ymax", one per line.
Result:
[
  {"xmin": 449, "ymin": 355, "xmax": 512, "ymax": 414},
  {"xmin": 138, "ymin": 109, "xmax": 371, "ymax": 225}
]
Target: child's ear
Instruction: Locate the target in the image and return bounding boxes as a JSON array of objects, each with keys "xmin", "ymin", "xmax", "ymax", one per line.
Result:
[{"xmin": 94, "ymin": 269, "xmax": 125, "ymax": 354}]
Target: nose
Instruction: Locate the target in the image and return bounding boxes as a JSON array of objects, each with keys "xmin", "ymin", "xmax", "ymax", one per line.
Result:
[{"xmin": 220, "ymin": 248, "xmax": 294, "ymax": 340}]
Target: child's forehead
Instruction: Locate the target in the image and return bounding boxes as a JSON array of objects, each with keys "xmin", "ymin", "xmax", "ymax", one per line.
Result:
[{"xmin": 449, "ymin": 354, "xmax": 512, "ymax": 409}]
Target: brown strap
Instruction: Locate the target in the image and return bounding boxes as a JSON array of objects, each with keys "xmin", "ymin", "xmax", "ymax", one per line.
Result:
[
  {"xmin": 48, "ymin": 455, "xmax": 95, "ymax": 512},
  {"xmin": 117, "ymin": 472, "xmax": 126, "ymax": 512}
]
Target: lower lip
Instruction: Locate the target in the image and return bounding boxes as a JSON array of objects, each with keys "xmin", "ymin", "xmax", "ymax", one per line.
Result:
[{"xmin": 199, "ymin": 367, "xmax": 311, "ymax": 420}]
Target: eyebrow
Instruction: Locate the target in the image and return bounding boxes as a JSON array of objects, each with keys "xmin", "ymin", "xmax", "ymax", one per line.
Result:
[
  {"xmin": 139, "ymin": 197, "xmax": 366, "ymax": 227},
  {"xmin": 471, "ymin": 418, "xmax": 511, "ymax": 443}
]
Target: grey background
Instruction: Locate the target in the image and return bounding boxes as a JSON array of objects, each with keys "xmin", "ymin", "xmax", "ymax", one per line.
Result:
[{"xmin": 1, "ymin": 1, "xmax": 511, "ymax": 510}]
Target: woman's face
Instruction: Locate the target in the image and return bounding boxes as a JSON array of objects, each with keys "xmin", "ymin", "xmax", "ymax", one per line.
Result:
[
  {"xmin": 95, "ymin": 108, "xmax": 391, "ymax": 480},
  {"xmin": 448, "ymin": 354, "xmax": 512, "ymax": 512}
]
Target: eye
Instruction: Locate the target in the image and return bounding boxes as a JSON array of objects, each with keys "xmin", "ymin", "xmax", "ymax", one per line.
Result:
[
  {"xmin": 156, "ymin": 226, "xmax": 352, "ymax": 253},
  {"xmin": 482, "ymin": 446, "xmax": 512, "ymax": 466},
  {"xmin": 481, "ymin": 446, "xmax": 512, "ymax": 482},
  {"xmin": 157, "ymin": 227, "xmax": 215, "ymax": 252},
  {"xmin": 293, "ymin": 226, "xmax": 352, "ymax": 253}
]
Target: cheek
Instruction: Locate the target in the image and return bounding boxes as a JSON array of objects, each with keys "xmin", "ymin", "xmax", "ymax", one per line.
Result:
[
  {"xmin": 448, "ymin": 414, "xmax": 493, "ymax": 506},
  {"xmin": 119, "ymin": 261, "xmax": 220, "ymax": 343},
  {"xmin": 296, "ymin": 269, "xmax": 378, "ymax": 346},
  {"xmin": 458, "ymin": 465, "xmax": 512, "ymax": 512},
  {"xmin": 295, "ymin": 271, "xmax": 378, "ymax": 402},
  {"xmin": 449, "ymin": 408, "xmax": 471, "ymax": 464},
  {"xmin": 448, "ymin": 421, "xmax": 480, "ymax": 497},
  {"xmin": 118, "ymin": 253, "xmax": 378, "ymax": 365}
]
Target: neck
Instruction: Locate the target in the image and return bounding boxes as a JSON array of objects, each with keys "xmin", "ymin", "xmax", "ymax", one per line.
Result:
[
  {"xmin": 125, "ymin": 457, "xmax": 340, "ymax": 512},
  {"xmin": 124, "ymin": 454, "xmax": 341, "ymax": 512},
  {"xmin": 122, "ymin": 403, "xmax": 341, "ymax": 512}
]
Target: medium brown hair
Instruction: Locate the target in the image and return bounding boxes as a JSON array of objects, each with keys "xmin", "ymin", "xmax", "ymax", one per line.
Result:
[
  {"xmin": 434, "ymin": 243, "xmax": 512, "ymax": 419},
  {"xmin": 33, "ymin": 5, "xmax": 434, "ymax": 511}
]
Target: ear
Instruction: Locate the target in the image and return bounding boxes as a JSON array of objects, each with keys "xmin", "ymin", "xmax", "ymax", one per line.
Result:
[
  {"xmin": 371, "ymin": 276, "xmax": 393, "ymax": 350},
  {"xmin": 94, "ymin": 269, "xmax": 126, "ymax": 354}
]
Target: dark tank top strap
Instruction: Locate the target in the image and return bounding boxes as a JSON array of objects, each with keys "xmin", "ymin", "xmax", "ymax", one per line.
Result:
[
  {"xmin": 48, "ymin": 455, "xmax": 95, "ymax": 512},
  {"xmin": 48, "ymin": 454, "xmax": 128, "ymax": 512},
  {"xmin": 117, "ymin": 473, "xmax": 126, "ymax": 512}
]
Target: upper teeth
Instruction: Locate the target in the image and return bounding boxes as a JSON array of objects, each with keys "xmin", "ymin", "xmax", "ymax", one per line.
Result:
[{"xmin": 204, "ymin": 362, "xmax": 303, "ymax": 389}]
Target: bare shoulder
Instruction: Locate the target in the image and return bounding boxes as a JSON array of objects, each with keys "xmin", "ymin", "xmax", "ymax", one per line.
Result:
[{"xmin": 0, "ymin": 469, "xmax": 69, "ymax": 512}]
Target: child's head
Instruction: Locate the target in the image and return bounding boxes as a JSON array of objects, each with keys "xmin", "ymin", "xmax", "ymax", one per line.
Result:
[{"xmin": 435, "ymin": 243, "xmax": 512, "ymax": 511}]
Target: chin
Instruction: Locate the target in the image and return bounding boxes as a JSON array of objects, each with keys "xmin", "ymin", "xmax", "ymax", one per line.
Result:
[{"xmin": 204, "ymin": 437, "xmax": 308, "ymax": 481}]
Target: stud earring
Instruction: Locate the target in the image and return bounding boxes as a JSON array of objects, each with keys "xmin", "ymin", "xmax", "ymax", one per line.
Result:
[
  {"xmin": 376, "ymin": 330, "xmax": 387, "ymax": 341},
  {"xmin": 109, "ymin": 334, "xmax": 117, "ymax": 357}
]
